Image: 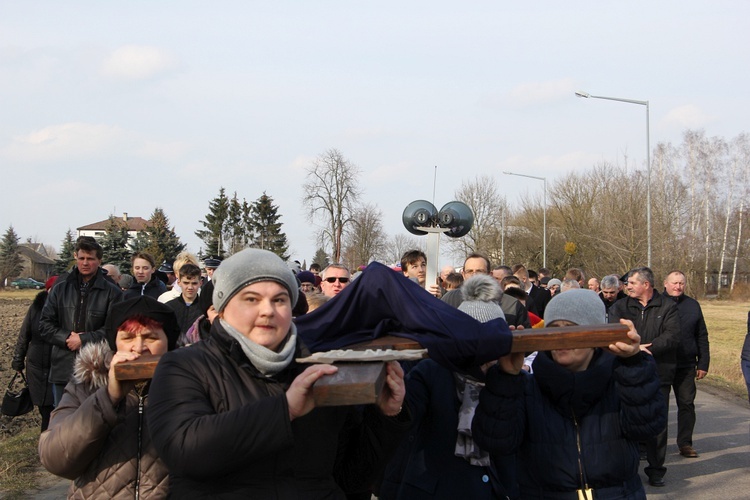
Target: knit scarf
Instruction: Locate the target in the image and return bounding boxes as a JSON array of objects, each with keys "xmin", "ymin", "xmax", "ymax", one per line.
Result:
[
  {"xmin": 454, "ymin": 373, "xmax": 490, "ymax": 466},
  {"xmin": 220, "ymin": 318, "xmax": 297, "ymax": 377}
]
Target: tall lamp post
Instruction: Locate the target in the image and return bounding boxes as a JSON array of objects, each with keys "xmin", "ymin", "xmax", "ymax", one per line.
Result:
[
  {"xmin": 504, "ymin": 171, "xmax": 547, "ymax": 268},
  {"xmin": 575, "ymin": 90, "xmax": 651, "ymax": 267}
]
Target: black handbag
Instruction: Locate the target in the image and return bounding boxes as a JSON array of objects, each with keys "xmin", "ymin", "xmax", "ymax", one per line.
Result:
[{"xmin": 1, "ymin": 372, "xmax": 34, "ymax": 417}]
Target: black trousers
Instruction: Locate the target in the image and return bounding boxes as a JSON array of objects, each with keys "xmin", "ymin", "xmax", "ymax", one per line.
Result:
[
  {"xmin": 644, "ymin": 384, "xmax": 670, "ymax": 480},
  {"xmin": 672, "ymin": 364, "xmax": 698, "ymax": 448}
]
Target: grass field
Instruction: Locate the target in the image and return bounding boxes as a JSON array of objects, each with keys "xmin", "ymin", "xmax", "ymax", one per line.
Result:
[{"xmin": 699, "ymin": 300, "xmax": 749, "ymax": 400}]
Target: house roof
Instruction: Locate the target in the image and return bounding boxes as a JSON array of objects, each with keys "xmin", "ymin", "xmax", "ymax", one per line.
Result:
[
  {"xmin": 78, "ymin": 216, "xmax": 149, "ymax": 232},
  {"xmin": 19, "ymin": 244, "xmax": 56, "ymax": 265}
]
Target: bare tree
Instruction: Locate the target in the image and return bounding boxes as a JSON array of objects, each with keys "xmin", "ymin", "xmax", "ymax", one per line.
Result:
[
  {"xmin": 730, "ymin": 134, "xmax": 750, "ymax": 292},
  {"xmin": 302, "ymin": 149, "xmax": 362, "ymax": 263},
  {"xmin": 447, "ymin": 175, "xmax": 505, "ymax": 263},
  {"xmin": 384, "ymin": 233, "xmax": 421, "ymax": 265},
  {"xmin": 341, "ymin": 203, "xmax": 387, "ymax": 270}
]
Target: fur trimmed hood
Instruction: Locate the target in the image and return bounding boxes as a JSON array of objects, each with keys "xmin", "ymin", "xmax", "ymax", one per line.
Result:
[{"xmin": 73, "ymin": 341, "xmax": 113, "ymax": 390}]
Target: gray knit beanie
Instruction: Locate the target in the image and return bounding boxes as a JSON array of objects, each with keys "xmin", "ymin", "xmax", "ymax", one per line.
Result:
[
  {"xmin": 212, "ymin": 248, "xmax": 299, "ymax": 313},
  {"xmin": 543, "ymin": 289, "xmax": 605, "ymax": 326},
  {"xmin": 458, "ymin": 274, "xmax": 506, "ymax": 323}
]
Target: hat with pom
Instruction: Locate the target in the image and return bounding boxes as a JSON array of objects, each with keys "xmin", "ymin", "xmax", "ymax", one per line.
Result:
[{"xmin": 458, "ymin": 274, "xmax": 506, "ymax": 323}]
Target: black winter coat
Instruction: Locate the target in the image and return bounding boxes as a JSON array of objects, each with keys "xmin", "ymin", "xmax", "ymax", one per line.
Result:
[
  {"xmin": 473, "ymin": 350, "xmax": 666, "ymax": 499},
  {"xmin": 123, "ymin": 273, "xmax": 167, "ymax": 300},
  {"xmin": 608, "ymin": 291, "xmax": 680, "ymax": 384},
  {"xmin": 147, "ymin": 321, "xmax": 411, "ymax": 499},
  {"xmin": 39, "ymin": 268, "xmax": 123, "ymax": 385},
  {"xmin": 379, "ymin": 360, "xmax": 498, "ymax": 500},
  {"xmin": 663, "ymin": 292, "xmax": 710, "ymax": 369},
  {"xmin": 12, "ymin": 290, "xmax": 53, "ymax": 407}
]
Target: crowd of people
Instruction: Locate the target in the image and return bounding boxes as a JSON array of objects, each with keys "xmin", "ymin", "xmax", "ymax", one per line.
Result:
[{"xmin": 9, "ymin": 235, "xmax": 718, "ymax": 498}]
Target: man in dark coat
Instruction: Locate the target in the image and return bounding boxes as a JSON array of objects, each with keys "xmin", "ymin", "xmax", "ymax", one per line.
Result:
[
  {"xmin": 39, "ymin": 236, "xmax": 122, "ymax": 405},
  {"xmin": 608, "ymin": 266, "xmax": 680, "ymax": 487},
  {"xmin": 663, "ymin": 270, "xmax": 710, "ymax": 458}
]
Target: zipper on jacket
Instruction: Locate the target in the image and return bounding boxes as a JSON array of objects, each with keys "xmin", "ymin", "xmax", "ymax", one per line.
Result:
[
  {"xmin": 572, "ymin": 413, "xmax": 593, "ymax": 500},
  {"xmin": 135, "ymin": 393, "xmax": 145, "ymax": 500}
]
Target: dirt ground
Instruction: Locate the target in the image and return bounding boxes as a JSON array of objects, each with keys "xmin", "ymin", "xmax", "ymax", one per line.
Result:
[{"xmin": 0, "ymin": 296, "xmax": 43, "ymax": 437}]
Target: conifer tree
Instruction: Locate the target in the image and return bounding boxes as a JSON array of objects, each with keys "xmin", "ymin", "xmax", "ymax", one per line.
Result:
[
  {"xmin": 224, "ymin": 192, "xmax": 246, "ymax": 256},
  {"xmin": 195, "ymin": 187, "xmax": 229, "ymax": 258},
  {"xmin": 0, "ymin": 225, "xmax": 24, "ymax": 284},
  {"xmin": 100, "ymin": 216, "xmax": 132, "ymax": 271},
  {"xmin": 249, "ymin": 192, "xmax": 289, "ymax": 260},
  {"xmin": 312, "ymin": 248, "xmax": 330, "ymax": 269},
  {"xmin": 55, "ymin": 229, "xmax": 76, "ymax": 274},
  {"xmin": 130, "ymin": 208, "xmax": 185, "ymax": 265}
]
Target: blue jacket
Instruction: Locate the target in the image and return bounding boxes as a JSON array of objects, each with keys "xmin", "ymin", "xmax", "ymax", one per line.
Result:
[{"xmin": 473, "ymin": 350, "xmax": 666, "ymax": 499}]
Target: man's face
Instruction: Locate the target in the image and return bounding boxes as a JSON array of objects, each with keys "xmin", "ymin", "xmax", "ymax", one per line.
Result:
[
  {"xmin": 75, "ymin": 250, "xmax": 101, "ymax": 280},
  {"xmin": 440, "ymin": 265, "xmax": 455, "ymax": 281},
  {"xmin": 206, "ymin": 267, "xmax": 216, "ymax": 278},
  {"xmin": 132, "ymin": 258, "xmax": 154, "ymax": 284},
  {"xmin": 320, "ymin": 268, "xmax": 350, "ymax": 297},
  {"xmin": 601, "ymin": 287, "xmax": 618, "ymax": 303},
  {"xmin": 404, "ymin": 257, "xmax": 427, "ymax": 285},
  {"xmin": 588, "ymin": 278, "xmax": 600, "ymax": 292},
  {"xmin": 626, "ymin": 274, "xmax": 651, "ymax": 301},
  {"xmin": 462, "ymin": 257, "xmax": 488, "ymax": 279},
  {"xmin": 179, "ymin": 275, "xmax": 202, "ymax": 302},
  {"xmin": 664, "ymin": 272, "xmax": 686, "ymax": 297},
  {"xmin": 491, "ymin": 269, "xmax": 507, "ymax": 285}
]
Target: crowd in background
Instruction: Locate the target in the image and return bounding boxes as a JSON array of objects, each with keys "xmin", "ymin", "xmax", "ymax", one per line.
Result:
[{"xmin": 9, "ymin": 236, "xmax": 725, "ymax": 498}]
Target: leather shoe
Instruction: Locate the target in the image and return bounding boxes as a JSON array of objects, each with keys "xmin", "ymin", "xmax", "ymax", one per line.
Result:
[
  {"xmin": 680, "ymin": 445, "xmax": 699, "ymax": 458},
  {"xmin": 648, "ymin": 477, "xmax": 666, "ymax": 487}
]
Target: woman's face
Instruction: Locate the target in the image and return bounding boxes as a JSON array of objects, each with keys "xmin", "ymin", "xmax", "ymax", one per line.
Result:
[
  {"xmin": 221, "ymin": 281, "xmax": 293, "ymax": 352},
  {"xmin": 547, "ymin": 319, "xmax": 595, "ymax": 372},
  {"xmin": 132, "ymin": 258, "xmax": 155, "ymax": 284},
  {"xmin": 116, "ymin": 326, "xmax": 168, "ymax": 356}
]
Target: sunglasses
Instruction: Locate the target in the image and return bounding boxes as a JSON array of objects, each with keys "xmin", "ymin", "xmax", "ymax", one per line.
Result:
[{"xmin": 324, "ymin": 277, "xmax": 350, "ymax": 283}]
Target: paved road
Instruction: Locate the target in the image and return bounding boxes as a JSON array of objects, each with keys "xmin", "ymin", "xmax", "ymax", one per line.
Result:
[
  {"xmin": 644, "ymin": 387, "xmax": 750, "ymax": 499},
  {"xmin": 20, "ymin": 388, "xmax": 750, "ymax": 499}
]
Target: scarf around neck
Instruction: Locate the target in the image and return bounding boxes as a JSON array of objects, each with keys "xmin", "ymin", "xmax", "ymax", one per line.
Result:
[
  {"xmin": 220, "ymin": 318, "xmax": 298, "ymax": 377},
  {"xmin": 454, "ymin": 373, "xmax": 491, "ymax": 466}
]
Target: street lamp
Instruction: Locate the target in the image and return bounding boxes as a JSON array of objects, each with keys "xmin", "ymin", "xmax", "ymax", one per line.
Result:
[
  {"xmin": 576, "ymin": 90, "xmax": 651, "ymax": 267},
  {"xmin": 503, "ymin": 171, "xmax": 547, "ymax": 268}
]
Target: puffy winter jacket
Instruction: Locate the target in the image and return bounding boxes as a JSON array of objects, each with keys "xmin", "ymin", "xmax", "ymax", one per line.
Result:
[
  {"xmin": 38, "ymin": 342, "xmax": 169, "ymax": 499},
  {"xmin": 473, "ymin": 350, "xmax": 666, "ymax": 499},
  {"xmin": 147, "ymin": 320, "xmax": 411, "ymax": 499},
  {"xmin": 39, "ymin": 268, "xmax": 123, "ymax": 384}
]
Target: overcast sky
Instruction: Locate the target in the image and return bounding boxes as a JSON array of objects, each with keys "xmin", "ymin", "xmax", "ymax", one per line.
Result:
[{"xmin": 2, "ymin": 1, "xmax": 748, "ymax": 266}]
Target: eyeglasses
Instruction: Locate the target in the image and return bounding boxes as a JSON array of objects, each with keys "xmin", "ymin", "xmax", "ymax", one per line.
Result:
[
  {"xmin": 324, "ymin": 277, "xmax": 350, "ymax": 284},
  {"xmin": 300, "ymin": 283, "xmax": 315, "ymax": 290}
]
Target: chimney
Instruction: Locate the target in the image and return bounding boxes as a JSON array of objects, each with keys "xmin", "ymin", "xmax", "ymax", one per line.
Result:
[{"xmin": 123, "ymin": 212, "xmax": 128, "ymax": 222}]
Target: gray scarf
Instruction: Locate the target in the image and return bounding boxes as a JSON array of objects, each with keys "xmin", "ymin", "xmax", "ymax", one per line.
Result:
[
  {"xmin": 454, "ymin": 373, "xmax": 490, "ymax": 466},
  {"xmin": 220, "ymin": 318, "xmax": 297, "ymax": 377}
]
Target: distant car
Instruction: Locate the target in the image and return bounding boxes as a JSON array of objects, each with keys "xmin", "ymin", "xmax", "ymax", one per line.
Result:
[{"xmin": 10, "ymin": 278, "xmax": 44, "ymax": 289}]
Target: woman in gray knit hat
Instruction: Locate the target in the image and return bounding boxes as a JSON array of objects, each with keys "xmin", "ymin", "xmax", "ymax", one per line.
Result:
[
  {"xmin": 472, "ymin": 289, "xmax": 667, "ymax": 500},
  {"xmin": 147, "ymin": 248, "xmax": 410, "ymax": 498}
]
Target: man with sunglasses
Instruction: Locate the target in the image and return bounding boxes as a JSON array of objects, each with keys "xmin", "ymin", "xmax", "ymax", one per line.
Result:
[{"xmin": 320, "ymin": 264, "xmax": 351, "ymax": 297}]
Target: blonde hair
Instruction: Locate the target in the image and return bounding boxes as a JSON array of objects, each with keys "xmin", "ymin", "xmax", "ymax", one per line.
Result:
[{"xmin": 173, "ymin": 251, "xmax": 200, "ymax": 278}]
